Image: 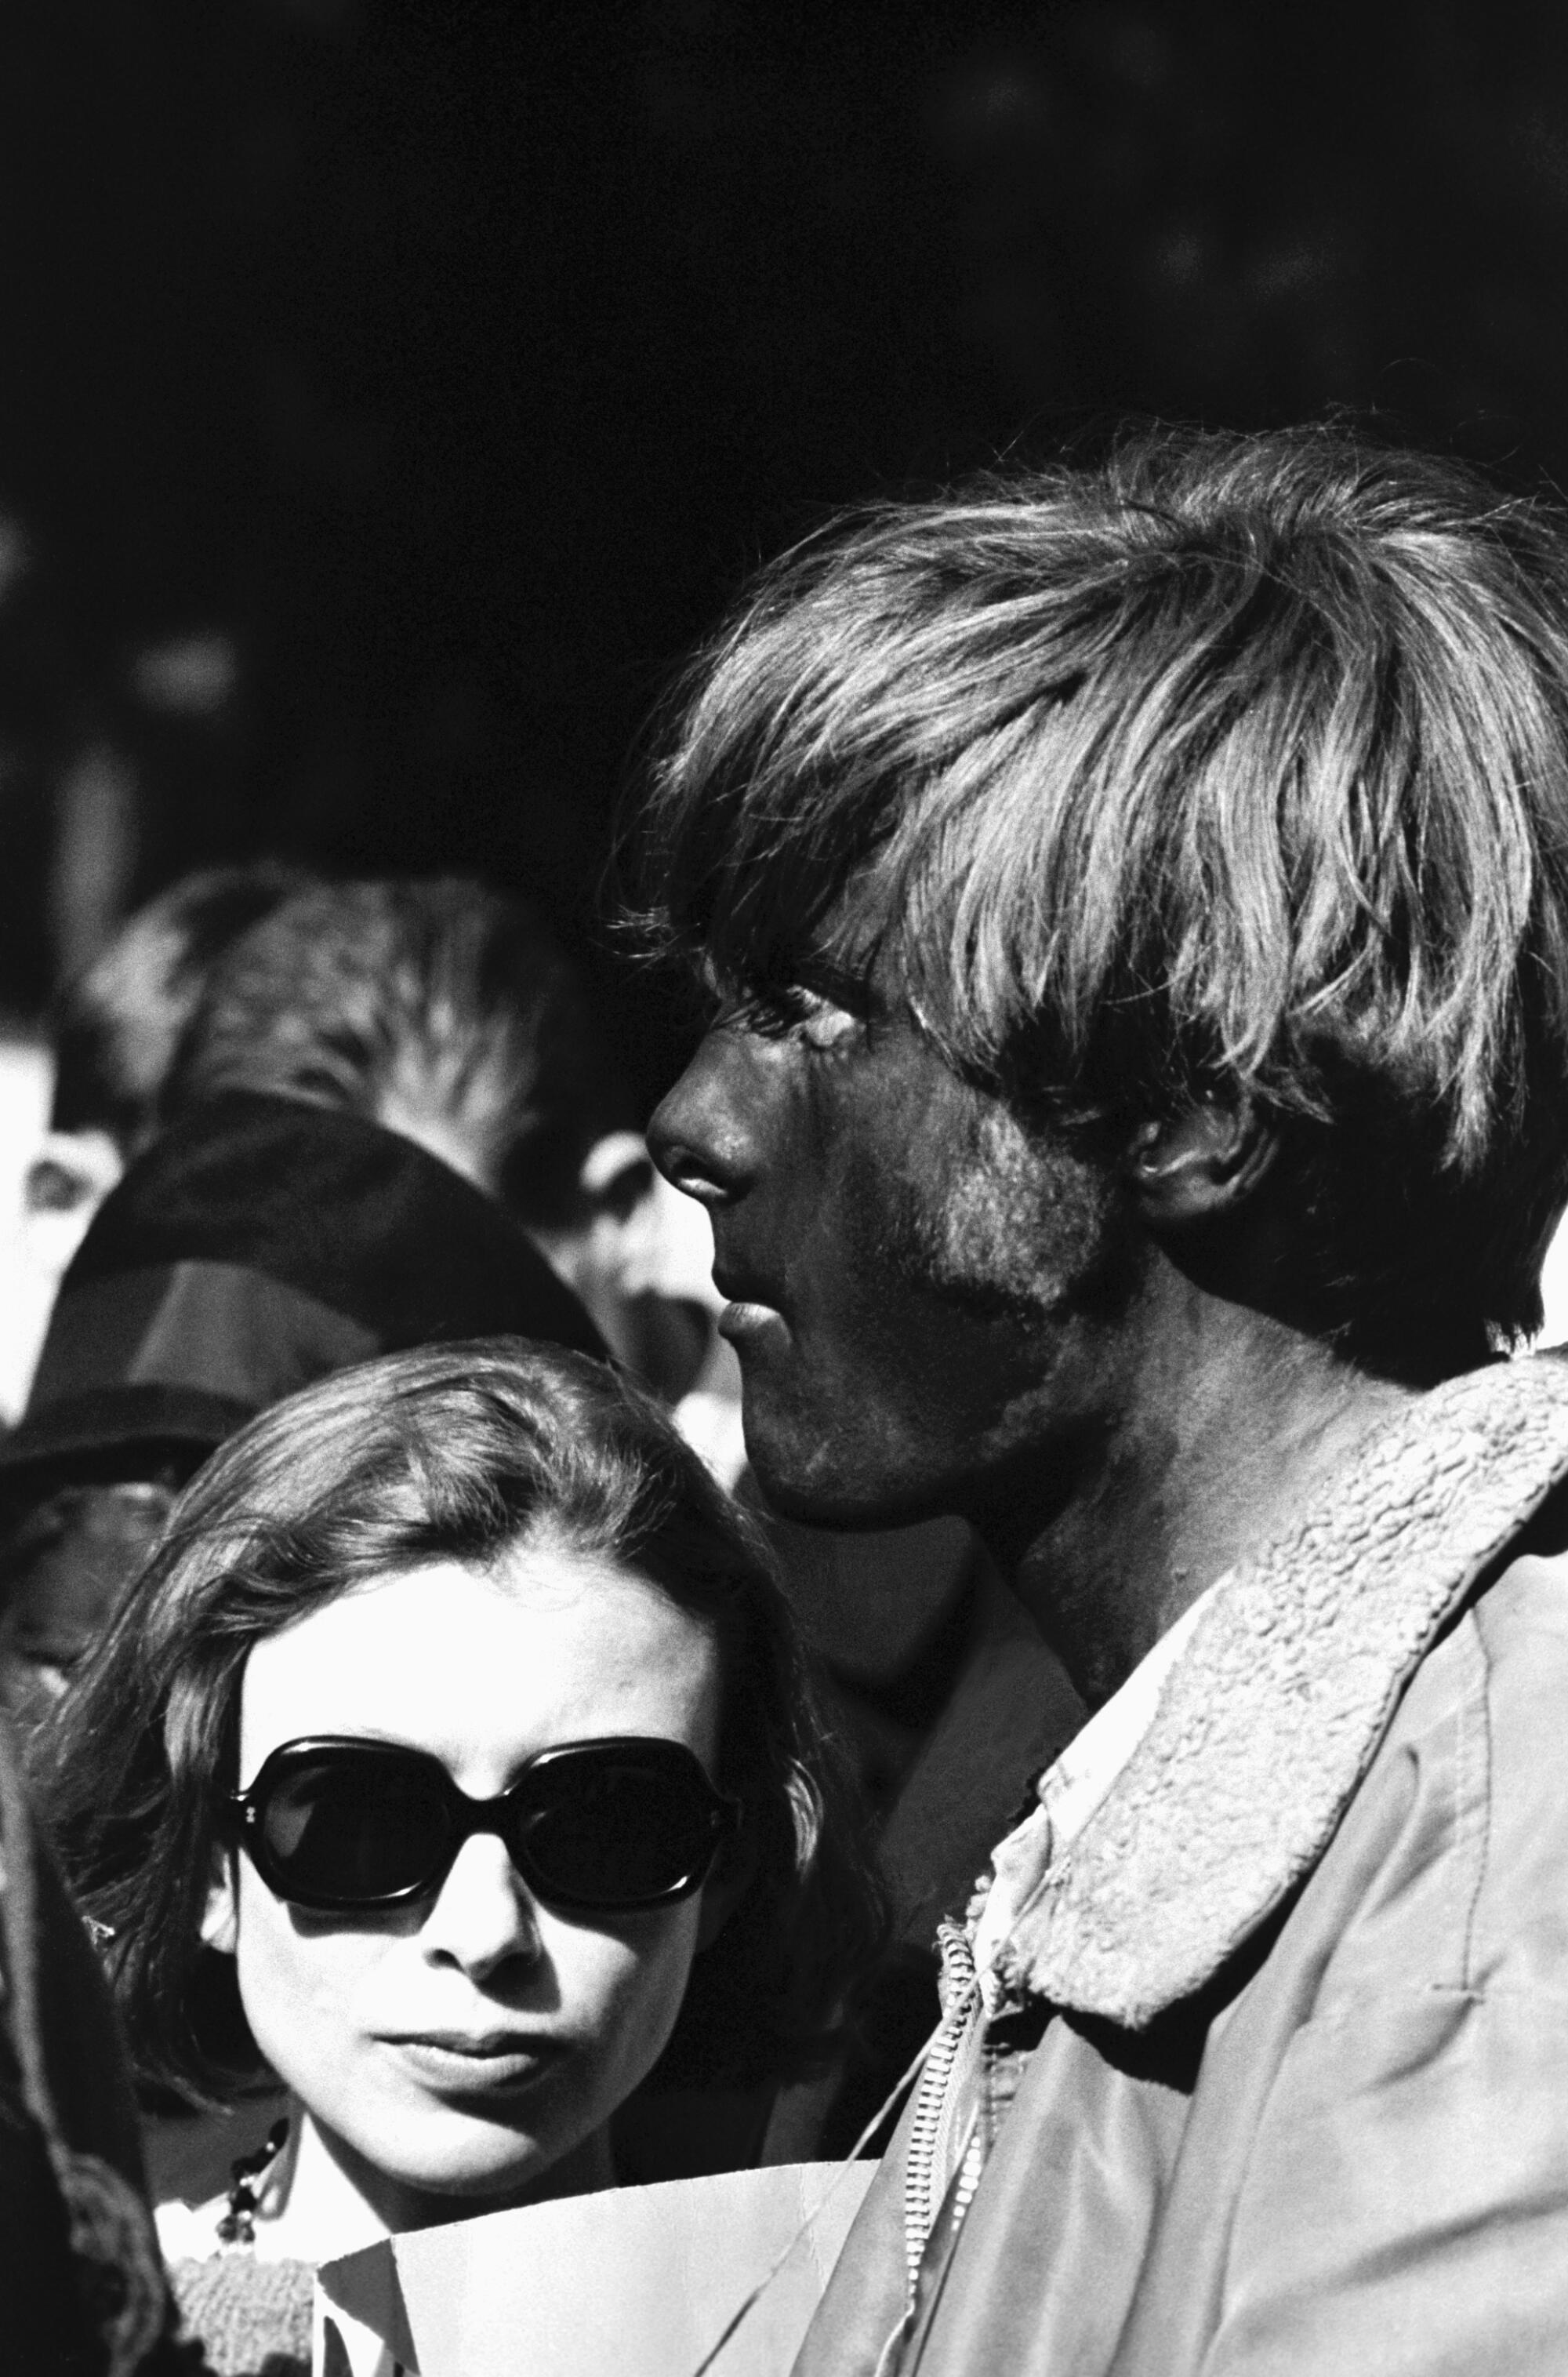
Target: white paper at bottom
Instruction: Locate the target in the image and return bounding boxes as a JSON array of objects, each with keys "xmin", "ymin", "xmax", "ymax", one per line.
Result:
[{"xmin": 317, "ymin": 2159, "xmax": 877, "ymax": 2377}]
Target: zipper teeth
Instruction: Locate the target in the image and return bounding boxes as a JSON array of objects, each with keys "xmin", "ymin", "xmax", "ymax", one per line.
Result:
[
  {"xmin": 903, "ymin": 2004, "xmax": 967, "ymax": 2301},
  {"xmin": 904, "ymin": 1926, "xmax": 982, "ymax": 2306},
  {"xmin": 949, "ymin": 2128, "xmax": 986, "ymax": 2227}
]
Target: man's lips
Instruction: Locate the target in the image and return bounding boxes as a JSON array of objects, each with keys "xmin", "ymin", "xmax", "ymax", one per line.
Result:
[
  {"xmin": 717, "ymin": 1302, "xmax": 784, "ymax": 1340},
  {"xmin": 711, "ymin": 1261, "xmax": 785, "ymax": 1319},
  {"xmin": 710, "ymin": 1252, "xmax": 793, "ymax": 1345},
  {"xmin": 714, "ymin": 1284, "xmax": 786, "ymax": 1343}
]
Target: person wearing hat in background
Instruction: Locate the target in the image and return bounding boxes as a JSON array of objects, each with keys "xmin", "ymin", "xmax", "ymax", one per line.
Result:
[
  {"xmin": 161, "ymin": 872, "xmax": 713, "ymax": 1404},
  {"xmin": 0, "ymin": 871, "xmax": 626, "ymax": 1728},
  {"xmin": 0, "ymin": 1088, "xmax": 604, "ymax": 1728}
]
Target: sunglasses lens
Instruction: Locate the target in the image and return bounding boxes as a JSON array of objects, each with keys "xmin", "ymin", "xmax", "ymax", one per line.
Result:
[
  {"xmin": 256, "ymin": 1752, "xmax": 449, "ymax": 1905},
  {"xmin": 242, "ymin": 1741, "xmax": 729, "ymax": 1913},
  {"xmin": 521, "ymin": 1752, "xmax": 721, "ymax": 1906}
]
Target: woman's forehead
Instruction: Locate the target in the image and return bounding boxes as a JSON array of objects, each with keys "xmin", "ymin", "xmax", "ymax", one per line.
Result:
[{"xmin": 236, "ymin": 1547, "xmax": 723, "ymax": 1790}]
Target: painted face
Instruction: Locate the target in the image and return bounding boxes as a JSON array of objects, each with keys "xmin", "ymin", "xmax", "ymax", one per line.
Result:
[
  {"xmin": 649, "ymin": 989, "xmax": 1142, "ymax": 1536},
  {"xmin": 210, "ymin": 1542, "xmax": 723, "ymax": 2224}
]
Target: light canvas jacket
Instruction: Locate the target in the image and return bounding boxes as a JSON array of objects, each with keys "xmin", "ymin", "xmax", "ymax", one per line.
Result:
[{"xmin": 792, "ymin": 1350, "xmax": 1568, "ymax": 2377}]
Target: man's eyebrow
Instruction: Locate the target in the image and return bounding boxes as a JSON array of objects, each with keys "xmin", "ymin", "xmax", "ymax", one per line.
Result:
[
  {"xmin": 693, "ymin": 919, "xmax": 885, "ymax": 1021},
  {"xmin": 788, "ymin": 952, "xmax": 859, "ymax": 1000}
]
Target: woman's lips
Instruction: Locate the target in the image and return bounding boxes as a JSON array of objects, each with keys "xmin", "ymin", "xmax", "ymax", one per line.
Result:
[{"xmin": 382, "ymin": 2034, "xmax": 564, "ymax": 2094}]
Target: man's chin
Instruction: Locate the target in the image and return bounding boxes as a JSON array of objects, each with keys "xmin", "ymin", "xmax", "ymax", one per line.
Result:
[{"xmin": 742, "ymin": 1420, "xmax": 954, "ymax": 1532}]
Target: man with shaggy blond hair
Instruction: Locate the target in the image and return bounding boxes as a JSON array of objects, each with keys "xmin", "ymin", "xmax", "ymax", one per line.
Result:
[{"xmin": 640, "ymin": 427, "xmax": 1568, "ymax": 2372}]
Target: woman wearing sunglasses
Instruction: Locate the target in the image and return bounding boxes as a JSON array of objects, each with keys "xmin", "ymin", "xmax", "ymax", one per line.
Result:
[{"xmin": 42, "ymin": 1336, "xmax": 877, "ymax": 2358}]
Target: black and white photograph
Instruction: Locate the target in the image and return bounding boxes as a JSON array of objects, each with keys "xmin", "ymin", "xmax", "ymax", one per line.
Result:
[{"xmin": 5, "ymin": 6, "xmax": 1568, "ymax": 2372}]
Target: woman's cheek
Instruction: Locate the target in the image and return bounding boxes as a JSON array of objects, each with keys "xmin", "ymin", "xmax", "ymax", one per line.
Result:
[
  {"xmin": 230, "ymin": 1876, "xmax": 706, "ymax": 2197},
  {"xmin": 232, "ymin": 1868, "xmax": 389, "ymax": 2085},
  {"xmin": 548, "ymin": 1906, "xmax": 703, "ymax": 2100}
]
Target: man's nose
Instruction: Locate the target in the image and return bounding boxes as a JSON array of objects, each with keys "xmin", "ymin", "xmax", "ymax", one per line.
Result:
[{"xmin": 648, "ymin": 1029, "xmax": 765, "ymax": 1210}]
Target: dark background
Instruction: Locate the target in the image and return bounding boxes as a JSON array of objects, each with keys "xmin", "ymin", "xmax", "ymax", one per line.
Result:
[{"xmin": 3, "ymin": 0, "xmax": 1566, "ymax": 1099}]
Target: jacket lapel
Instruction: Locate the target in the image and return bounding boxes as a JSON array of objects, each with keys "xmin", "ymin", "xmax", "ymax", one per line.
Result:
[{"xmin": 991, "ymin": 1351, "xmax": 1568, "ymax": 2029}]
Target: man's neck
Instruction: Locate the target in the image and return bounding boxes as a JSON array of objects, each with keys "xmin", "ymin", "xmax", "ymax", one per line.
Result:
[{"xmin": 993, "ymin": 1264, "xmax": 1425, "ymax": 1711}]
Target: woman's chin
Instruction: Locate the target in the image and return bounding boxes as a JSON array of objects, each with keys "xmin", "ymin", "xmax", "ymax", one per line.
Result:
[{"xmin": 349, "ymin": 2117, "xmax": 615, "ymax": 2223}]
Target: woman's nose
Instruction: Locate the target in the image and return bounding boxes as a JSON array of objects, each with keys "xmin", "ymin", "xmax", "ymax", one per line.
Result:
[
  {"xmin": 420, "ymin": 1834, "xmax": 543, "ymax": 1980},
  {"xmin": 648, "ymin": 1029, "xmax": 768, "ymax": 1210}
]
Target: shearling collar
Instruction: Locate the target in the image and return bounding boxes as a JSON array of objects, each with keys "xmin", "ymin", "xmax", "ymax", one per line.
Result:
[{"xmin": 988, "ymin": 1350, "xmax": 1568, "ymax": 2032}]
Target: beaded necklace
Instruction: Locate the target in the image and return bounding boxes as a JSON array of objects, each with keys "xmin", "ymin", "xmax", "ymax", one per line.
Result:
[{"xmin": 216, "ymin": 2115, "xmax": 292, "ymax": 2248}]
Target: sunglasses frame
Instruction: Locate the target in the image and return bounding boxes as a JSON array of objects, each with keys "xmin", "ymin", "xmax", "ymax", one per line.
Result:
[{"xmin": 223, "ymin": 1732, "xmax": 742, "ymax": 1917}]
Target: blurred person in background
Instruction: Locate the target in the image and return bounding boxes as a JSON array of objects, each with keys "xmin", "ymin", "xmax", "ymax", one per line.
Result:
[
  {"xmin": 2, "ymin": 869, "xmax": 721, "ymax": 1750},
  {"xmin": 29, "ymin": 860, "xmax": 312, "ymax": 1254},
  {"xmin": 162, "ymin": 874, "xmax": 713, "ymax": 1407},
  {"xmin": 9, "ymin": 862, "xmax": 312, "ymax": 1420},
  {"xmin": 0, "ymin": 1074, "xmax": 602, "ymax": 1738}
]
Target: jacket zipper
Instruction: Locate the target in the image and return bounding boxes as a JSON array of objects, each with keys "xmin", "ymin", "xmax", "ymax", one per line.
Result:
[{"xmin": 902, "ymin": 1926, "xmax": 982, "ymax": 2306}]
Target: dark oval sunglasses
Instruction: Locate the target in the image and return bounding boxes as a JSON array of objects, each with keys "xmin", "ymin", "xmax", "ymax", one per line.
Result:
[{"xmin": 223, "ymin": 1735, "xmax": 742, "ymax": 1917}]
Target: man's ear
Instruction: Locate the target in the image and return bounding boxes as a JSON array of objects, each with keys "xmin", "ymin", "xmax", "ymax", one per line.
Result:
[
  {"xmin": 695, "ymin": 1832, "xmax": 758, "ymax": 1954},
  {"xmin": 1127, "ymin": 1091, "xmax": 1279, "ymax": 1230},
  {"xmin": 201, "ymin": 1859, "xmax": 239, "ymax": 1957}
]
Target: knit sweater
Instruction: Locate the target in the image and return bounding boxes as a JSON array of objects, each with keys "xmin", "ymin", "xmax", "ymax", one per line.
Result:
[{"xmin": 168, "ymin": 2255, "xmax": 312, "ymax": 2377}]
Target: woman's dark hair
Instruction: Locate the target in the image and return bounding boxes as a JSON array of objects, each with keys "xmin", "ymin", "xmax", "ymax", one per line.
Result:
[{"xmin": 42, "ymin": 1337, "xmax": 882, "ymax": 2102}]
